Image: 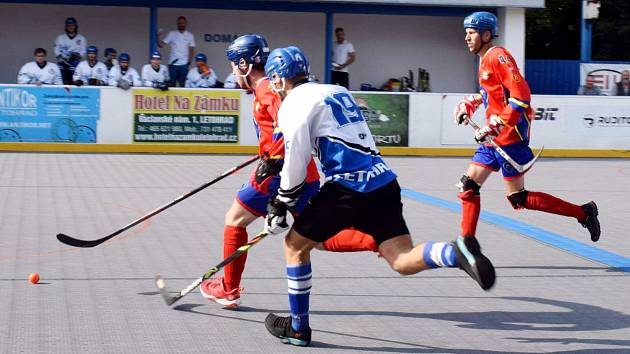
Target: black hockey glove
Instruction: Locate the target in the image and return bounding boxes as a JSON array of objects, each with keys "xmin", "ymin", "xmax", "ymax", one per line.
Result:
[
  {"xmin": 87, "ymin": 78, "xmax": 99, "ymax": 86},
  {"xmin": 156, "ymin": 82, "xmax": 169, "ymax": 91},
  {"xmin": 74, "ymin": 80, "xmax": 84, "ymax": 87},
  {"xmin": 253, "ymin": 155, "xmax": 283, "ymax": 192}
]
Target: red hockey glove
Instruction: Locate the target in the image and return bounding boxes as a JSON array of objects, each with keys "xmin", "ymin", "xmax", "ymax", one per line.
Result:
[
  {"xmin": 474, "ymin": 115, "xmax": 504, "ymax": 144},
  {"xmin": 454, "ymin": 95, "xmax": 483, "ymax": 125}
]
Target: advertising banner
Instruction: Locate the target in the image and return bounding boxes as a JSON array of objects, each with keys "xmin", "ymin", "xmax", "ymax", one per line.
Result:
[
  {"xmin": 353, "ymin": 93, "xmax": 409, "ymax": 146},
  {"xmin": 0, "ymin": 86, "xmax": 100, "ymax": 143},
  {"xmin": 580, "ymin": 63, "xmax": 630, "ymax": 95},
  {"xmin": 133, "ymin": 89, "xmax": 240, "ymax": 143},
  {"xmin": 440, "ymin": 94, "xmax": 630, "ymax": 149}
]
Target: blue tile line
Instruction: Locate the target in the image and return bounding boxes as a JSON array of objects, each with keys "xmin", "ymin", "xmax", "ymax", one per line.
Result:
[{"xmin": 401, "ymin": 188, "xmax": 630, "ymax": 272}]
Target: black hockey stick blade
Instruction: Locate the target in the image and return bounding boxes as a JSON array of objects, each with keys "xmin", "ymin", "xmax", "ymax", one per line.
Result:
[
  {"xmin": 56, "ymin": 233, "xmax": 116, "ymax": 248},
  {"xmin": 155, "ymin": 230, "xmax": 269, "ymax": 306},
  {"xmin": 55, "ymin": 155, "xmax": 260, "ymax": 248}
]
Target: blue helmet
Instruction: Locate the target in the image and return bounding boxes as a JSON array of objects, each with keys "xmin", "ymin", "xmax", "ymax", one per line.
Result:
[
  {"xmin": 285, "ymin": 46, "xmax": 310, "ymax": 76},
  {"xmin": 264, "ymin": 46, "xmax": 309, "ymax": 81},
  {"xmin": 86, "ymin": 45, "xmax": 98, "ymax": 54},
  {"xmin": 65, "ymin": 17, "xmax": 77, "ymax": 25},
  {"xmin": 226, "ymin": 34, "xmax": 270, "ymax": 65},
  {"xmin": 464, "ymin": 11, "xmax": 498, "ymax": 37},
  {"xmin": 118, "ymin": 53, "xmax": 130, "ymax": 62},
  {"xmin": 105, "ymin": 48, "xmax": 117, "ymax": 56},
  {"xmin": 194, "ymin": 53, "xmax": 207, "ymax": 63},
  {"xmin": 151, "ymin": 51, "xmax": 161, "ymax": 59}
]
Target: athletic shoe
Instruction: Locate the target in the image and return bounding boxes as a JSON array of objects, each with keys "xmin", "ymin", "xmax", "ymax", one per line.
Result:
[
  {"xmin": 579, "ymin": 201, "xmax": 601, "ymax": 242},
  {"xmin": 455, "ymin": 236, "xmax": 496, "ymax": 290},
  {"xmin": 264, "ymin": 313, "xmax": 312, "ymax": 347},
  {"xmin": 199, "ymin": 277, "xmax": 242, "ymax": 308}
]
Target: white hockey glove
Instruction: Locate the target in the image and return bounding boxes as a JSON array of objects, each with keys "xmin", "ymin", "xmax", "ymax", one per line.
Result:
[
  {"xmin": 265, "ymin": 195, "xmax": 297, "ymax": 235},
  {"xmin": 453, "ymin": 95, "xmax": 482, "ymax": 125},
  {"xmin": 474, "ymin": 115, "xmax": 505, "ymax": 144}
]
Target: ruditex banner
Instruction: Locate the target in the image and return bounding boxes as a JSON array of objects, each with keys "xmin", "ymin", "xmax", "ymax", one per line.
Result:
[
  {"xmin": 133, "ymin": 89, "xmax": 240, "ymax": 143},
  {"xmin": 0, "ymin": 86, "xmax": 100, "ymax": 143}
]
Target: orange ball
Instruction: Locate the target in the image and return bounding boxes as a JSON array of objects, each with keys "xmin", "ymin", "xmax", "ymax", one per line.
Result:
[{"xmin": 28, "ymin": 272, "xmax": 40, "ymax": 284}]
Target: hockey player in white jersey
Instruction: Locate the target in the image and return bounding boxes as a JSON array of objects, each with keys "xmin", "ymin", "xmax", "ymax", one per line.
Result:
[
  {"xmin": 262, "ymin": 46, "xmax": 496, "ymax": 347},
  {"xmin": 141, "ymin": 51, "xmax": 169, "ymax": 90},
  {"xmin": 18, "ymin": 48, "xmax": 62, "ymax": 85},
  {"xmin": 54, "ymin": 17, "xmax": 87, "ymax": 84},
  {"xmin": 73, "ymin": 46, "xmax": 108, "ymax": 86},
  {"xmin": 185, "ymin": 53, "xmax": 218, "ymax": 88},
  {"xmin": 108, "ymin": 53, "xmax": 141, "ymax": 89}
]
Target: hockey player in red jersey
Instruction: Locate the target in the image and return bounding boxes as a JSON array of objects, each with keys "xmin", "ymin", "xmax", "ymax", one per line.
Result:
[
  {"xmin": 199, "ymin": 35, "xmax": 377, "ymax": 308},
  {"xmin": 453, "ymin": 12, "xmax": 601, "ymax": 243}
]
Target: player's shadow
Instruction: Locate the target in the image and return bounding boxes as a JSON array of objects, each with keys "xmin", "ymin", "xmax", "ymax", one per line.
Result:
[
  {"xmin": 507, "ymin": 337, "xmax": 630, "ymax": 349},
  {"xmin": 496, "ymin": 265, "xmax": 630, "ymax": 273},
  {"xmin": 174, "ymin": 296, "xmax": 630, "ymax": 350}
]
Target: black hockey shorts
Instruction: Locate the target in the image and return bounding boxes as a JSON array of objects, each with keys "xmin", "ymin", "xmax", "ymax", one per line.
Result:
[{"xmin": 293, "ymin": 179, "xmax": 410, "ymax": 245}]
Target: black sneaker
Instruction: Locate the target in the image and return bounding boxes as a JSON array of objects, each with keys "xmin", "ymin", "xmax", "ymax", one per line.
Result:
[
  {"xmin": 579, "ymin": 201, "xmax": 601, "ymax": 242},
  {"xmin": 265, "ymin": 313, "xmax": 312, "ymax": 347},
  {"xmin": 455, "ymin": 236, "xmax": 496, "ymax": 290}
]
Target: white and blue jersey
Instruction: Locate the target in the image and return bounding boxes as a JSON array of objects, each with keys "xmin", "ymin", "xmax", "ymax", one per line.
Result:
[
  {"xmin": 184, "ymin": 67, "xmax": 218, "ymax": 88},
  {"xmin": 277, "ymin": 82, "xmax": 396, "ymax": 194},
  {"xmin": 17, "ymin": 61, "xmax": 62, "ymax": 85}
]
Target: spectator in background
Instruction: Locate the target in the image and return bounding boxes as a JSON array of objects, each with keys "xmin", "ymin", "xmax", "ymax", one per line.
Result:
[
  {"xmin": 185, "ymin": 53, "xmax": 218, "ymax": 88},
  {"xmin": 104, "ymin": 48, "xmax": 118, "ymax": 71},
  {"xmin": 331, "ymin": 27, "xmax": 356, "ymax": 89},
  {"xmin": 108, "ymin": 53, "xmax": 141, "ymax": 89},
  {"xmin": 54, "ymin": 17, "xmax": 87, "ymax": 85},
  {"xmin": 73, "ymin": 45, "xmax": 108, "ymax": 86},
  {"xmin": 18, "ymin": 48, "xmax": 62, "ymax": 85},
  {"xmin": 223, "ymin": 72, "xmax": 237, "ymax": 89},
  {"xmin": 157, "ymin": 16, "xmax": 196, "ymax": 87},
  {"xmin": 612, "ymin": 70, "xmax": 630, "ymax": 96},
  {"xmin": 142, "ymin": 51, "xmax": 169, "ymax": 90},
  {"xmin": 577, "ymin": 74, "xmax": 605, "ymax": 95}
]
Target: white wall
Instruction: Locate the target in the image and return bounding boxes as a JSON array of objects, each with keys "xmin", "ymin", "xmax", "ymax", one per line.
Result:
[
  {"xmin": 157, "ymin": 9, "xmax": 326, "ymax": 84},
  {"xmin": 0, "ymin": 4, "xmax": 150, "ymax": 84},
  {"xmin": 0, "ymin": 4, "xmax": 484, "ymax": 92},
  {"xmin": 497, "ymin": 7, "xmax": 526, "ymax": 74},
  {"xmin": 333, "ymin": 13, "xmax": 477, "ymax": 92}
]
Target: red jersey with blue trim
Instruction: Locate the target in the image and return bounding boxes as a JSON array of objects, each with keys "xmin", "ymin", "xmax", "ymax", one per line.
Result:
[
  {"xmin": 478, "ymin": 46, "xmax": 532, "ymax": 146},
  {"xmin": 253, "ymin": 77, "xmax": 319, "ymax": 183}
]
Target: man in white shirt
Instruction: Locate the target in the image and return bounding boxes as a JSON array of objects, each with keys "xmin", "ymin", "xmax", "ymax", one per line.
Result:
[
  {"xmin": 54, "ymin": 17, "xmax": 87, "ymax": 85},
  {"xmin": 108, "ymin": 53, "xmax": 141, "ymax": 89},
  {"xmin": 185, "ymin": 53, "xmax": 218, "ymax": 88},
  {"xmin": 331, "ymin": 27, "xmax": 356, "ymax": 89},
  {"xmin": 158, "ymin": 16, "xmax": 196, "ymax": 87},
  {"xmin": 18, "ymin": 48, "xmax": 63, "ymax": 85},
  {"xmin": 141, "ymin": 51, "xmax": 170, "ymax": 90},
  {"xmin": 73, "ymin": 45, "xmax": 108, "ymax": 86}
]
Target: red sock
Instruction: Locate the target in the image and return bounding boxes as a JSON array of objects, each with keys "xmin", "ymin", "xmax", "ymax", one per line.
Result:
[
  {"xmin": 223, "ymin": 225, "xmax": 248, "ymax": 291},
  {"xmin": 322, "ymin": 229, "xmax": 378, "ymax": 252},
  {"xmin": 459, "ymin": 189, "xmax": 481, "ymax": 238},
  {"xmin": 525, "ymin": 191, "xmax": 586, "ymax": 220}
]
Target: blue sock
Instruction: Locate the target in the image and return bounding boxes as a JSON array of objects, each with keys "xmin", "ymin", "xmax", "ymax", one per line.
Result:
[
  {"xmin": 422, "ymin": 242, "xmax": 459, "ymax": 268},
  {"xmin": 287, "ymin": 263, "xmax": 311, "ymax": 332}
]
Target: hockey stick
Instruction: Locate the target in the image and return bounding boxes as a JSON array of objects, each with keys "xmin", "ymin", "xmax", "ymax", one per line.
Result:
[
  {"xmin": 465, "ymin": 116, "xmax": 544, "ymax": 174},
  {"xmin": 56, "ymin": 155, "xmax": 260, "ymax": 248},
  {"xmin": 155, "ymin": 230, "xmax": 270, "ymax": 306}
]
